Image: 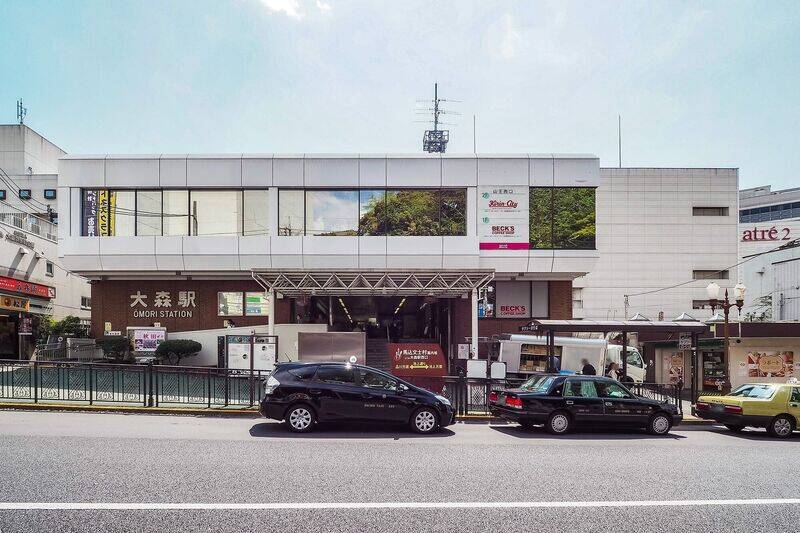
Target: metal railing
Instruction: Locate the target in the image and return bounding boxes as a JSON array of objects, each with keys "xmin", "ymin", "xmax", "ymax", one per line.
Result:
[
  {"xmin": 0, "ymin": 360, "xmax": 268, "ymax": 408},
  {"xmin": 0, "ymin": 208, "xmax": 57, "ymax": 243},
  {"xmin": 628, "ymin": 382, "xmax": 683, "ymax": 414}
]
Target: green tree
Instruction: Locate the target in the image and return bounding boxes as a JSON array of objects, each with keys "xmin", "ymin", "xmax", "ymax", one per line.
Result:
[
  {"xmin": 155, "ymin": 339, "xmax": 202, "ymax": 365},
  {"xmin": 96, "ymin": 336, "xmax": 133, "ymax": 363}
]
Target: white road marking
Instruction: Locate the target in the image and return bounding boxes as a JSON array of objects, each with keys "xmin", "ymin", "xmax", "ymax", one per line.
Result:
[{"xmin": 0, "ymin": 499, "xmax": 799, "ymax": 511}]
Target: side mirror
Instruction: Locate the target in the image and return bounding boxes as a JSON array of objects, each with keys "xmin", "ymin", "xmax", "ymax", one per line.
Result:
[{"xmin": 397, "ymin": 383, "xmax": 409, "ymax": 393}]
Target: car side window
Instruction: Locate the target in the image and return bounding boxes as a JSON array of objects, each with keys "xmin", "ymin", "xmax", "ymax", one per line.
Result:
[
  {"xmin": 599, "ymin": 382, "xmax": 633, "ymax": 399},
  {"xmin": 288, "ymin": 366, "xmax": 317, "ymax": 380},
  {"xmin": 359, "ymin": 369, "xmax": 398, "ymax": 391},
  {"xmin": 563, "ymin": 379, "xmax": 599, "ymax": 398},
  {"xmin": 792, "ymin": 387, "xmax": 800, "ymax": 403},
  {"xmin": 626, "ymin": 351, "xmax": 643, "ymax": 368},
  {"xmin": 315, "ymin": 365, "xmax": 355, "ymax": 385}
]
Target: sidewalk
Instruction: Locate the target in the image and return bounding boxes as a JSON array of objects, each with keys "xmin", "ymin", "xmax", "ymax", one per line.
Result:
[{"xmin": 0, "ymin": 401, "xmax": 714, "ymax": 424}]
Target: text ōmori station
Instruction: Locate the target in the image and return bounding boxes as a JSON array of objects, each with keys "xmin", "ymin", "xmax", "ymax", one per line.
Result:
[{"xmin": 57, "ymin": 153, "xmax": 599, "ymax": 367}]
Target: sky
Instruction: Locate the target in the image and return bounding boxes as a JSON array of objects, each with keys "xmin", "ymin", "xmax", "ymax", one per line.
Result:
[{"xmin": 1, "ymin": 0, "xmax": 799, "ymax": 189}]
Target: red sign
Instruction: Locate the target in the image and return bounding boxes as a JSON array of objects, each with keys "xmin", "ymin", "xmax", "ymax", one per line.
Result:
[
  {"xmin": 479, "ymin": 242, "xmax": 530, "ymax": 250},
  {"xmin": 741, "ymin": 226, "xmax": 791, "ymax": 242},
  {"xmin": 388, "ymin": 343, "xmax": 446, "ymax": 377},
  {"xmin": 0, "ymin": 275, "xmax": 54, "ymax": 299}
]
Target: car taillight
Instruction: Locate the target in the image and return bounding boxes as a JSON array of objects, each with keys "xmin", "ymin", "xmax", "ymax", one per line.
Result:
[
  {"xmin": 489, "ymin": 391, "xmax": 498, "ymax": 403},
  {"xmin": 724, "ymin": 405, "xmax": 743, "ymax": 414},
  {"xmin": 505, "ymin": 396, "xmax": 523, "ymax": 409},
  {"xmin": 696, "ymin": 402, "xmax": 709, "ymax": 410},
  {"xmin": 264, "ymin": 375, "xmax": 280, "ymax": 395}
]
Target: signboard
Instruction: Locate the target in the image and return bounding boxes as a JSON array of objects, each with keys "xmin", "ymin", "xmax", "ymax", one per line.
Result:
[
  {"xmin": 84, "ymin": 190, "xmax": 98, "ymax": 236},
  {"xmin": 747, "ymin": 350, "xmax": 794, "ymax": 378},
  {"xmin": 129, "ymin": 328, "xmax": 166, "ymax": 353},
  {"xmin": 0, "ymin": 294, "xmax": 29, "ymax": 313},
  {"xmin": 478, "ymin": 186, "xmax": 529, "ymax": 250},
  {"xmin": 225, "ymin": 335, "xmax": 277, "ymax": 372},
  {"xmin": 495, "ymin": 281, "xmax": 531, "ymax": 318},
  {"xmin": 678, "ymin": 333, "xmax": 692, "ymax": 350},
  {"xmin": 129, "ymin": 290, "xmax": 196, "ymax": 319},
  {"xmin": 741, "ymin": 226, "xmax": 792, "ymax": 242},
  {"xmin": 457, "ymin": 343, "xmax": 470, "ymax": 360},
  {"xmin": 18, "ymin": 317, "xmax": 32, "ymax": 336},
  {"xmin": 662, "ymin": 351, "xmax": 684, "ymax": 385},
  {"xmin": 389, "ymin": 343, "xmax": 446, "ymax": 377},
  {"xmin": 0, "ymin": 276, "xmax": 54, "ymax": 299}
]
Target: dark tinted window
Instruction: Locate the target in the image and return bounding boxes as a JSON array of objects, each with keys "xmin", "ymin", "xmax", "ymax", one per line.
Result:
[
  {"xmin": 359, "ymin": 368, "xmax": 398, "ymax": 390},
  {"xmin": 315, "ymin": 365, "xmax": 355, "ymax": 384},
  {"xmin": 288, "ymin": 366, "xmax": 317, "ymax": 380}
]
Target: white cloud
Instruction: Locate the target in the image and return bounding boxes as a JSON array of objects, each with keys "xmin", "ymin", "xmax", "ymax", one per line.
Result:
[
  {"xmin": 487, "ymin": 14, "xmax": 523, "ymax": 59},
  {"xmin": 315, "ymin": 0, "xmax": 331, "ymax": 13},
  {"xmin": 257, "ymin": 0, "xmax": 303, "ymax": 19}
]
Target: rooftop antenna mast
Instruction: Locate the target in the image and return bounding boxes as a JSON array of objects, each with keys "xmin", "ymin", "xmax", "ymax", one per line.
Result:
[
  {"xmin": 17, "ymin": 99, "xmax": 27, "ymax": 125},
  {"xmin": 416, "ymin": 83, "xmax": 459, "ymax": 153}
]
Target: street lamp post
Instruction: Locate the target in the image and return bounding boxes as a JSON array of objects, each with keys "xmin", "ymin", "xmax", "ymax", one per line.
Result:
[{"xmin": 706, "ymin": 281, "xmax": 746, "ymax": 391}]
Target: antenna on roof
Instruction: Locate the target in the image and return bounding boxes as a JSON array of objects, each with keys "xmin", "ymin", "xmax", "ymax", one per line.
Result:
[
  {"xmin": 618, "ymin": 115, "xmax": 622, "ymax": 168},
  {"xmin": 416, "ymin": 83, "xmax": 459, "ymax": 153},
  {"xmin": 17, "ymin": 99, "xmax": 27, "ymax": 125}
]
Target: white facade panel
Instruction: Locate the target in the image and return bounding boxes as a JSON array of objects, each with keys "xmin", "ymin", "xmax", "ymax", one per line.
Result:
[
  {"xmin": 386, "ymin": 157, "xmax": 441, "ymax": 187},
  {"xmin": 105, "ymin": 158, "xmax": 159, "ymax": 188},
  {"xmin": 477, "ymin": 158, "xmax": 528, "ymax": 185},
  {"xmin": 529, "ymin": 157, "xmax": 554, "ymax": 186},
  {"xmin": 553, "ymin": 158, "xmax": 600, "ymax": 187},
  {"xmin": 305, "ymin": 158, "xmax": 358, "ymax": 187},
  {"xmin": 273, "ymin": 157, "xmax": 304, "ymax": 187},
  {"xmin": 187, "ymin": 156, "xmax": 242, "ymax": 187},
  {"xmin": 159, "ymin": 156, "xmax": 187, "ymax": 187},
  {"xmin": 442, "ymin": 157, "xmax": 477, "ymax": 187},
  {"xmin": 358, "ymin": 157, "xmax": 386, "ymax": 188},
  {"xmin": 59, "ymin": 158, "xmax": 105, "ymax": 187},
  {"xmin": 242, "ymin": 156, "xmax": 273, "ymax": 187}
]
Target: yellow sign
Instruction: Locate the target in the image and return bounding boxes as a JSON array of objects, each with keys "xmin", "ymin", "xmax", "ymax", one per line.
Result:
[{"xmin": 0, "ymin": 294, "xmax": 29, "ymax": 313}]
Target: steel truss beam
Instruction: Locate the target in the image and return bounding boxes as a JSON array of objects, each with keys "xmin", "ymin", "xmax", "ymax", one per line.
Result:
[{"xmin": 251, "ymin": 269, "xmax": 494, "ymax": 297}]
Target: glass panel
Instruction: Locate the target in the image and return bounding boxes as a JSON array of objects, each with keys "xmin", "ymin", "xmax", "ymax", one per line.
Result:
[
  {"xmin": 359, "ymin": 189, "xmax": 386, "ymax": 236},
  {"xmin": 136, "ymin": 190, "xmax": 162, "ymax": 236},
  {"xmin": 163, "ymin": 190, "xmax": 189, "ymax": 236},
  {"xmin": 529, "ymin": 188, "xmax": 553, "ymax": 249},
  {"xmin": 305, "ymin": 190, "xmax": 359, "ymax": 236},
  {"xmin": 109, "ymin": 190, "xmax": 135, "ymax": 236},
  {"xmin": 278, "ymin": 190, "xmax": 304, "ymax": 236},
  {"xmin": 217, "ymin": 292, "xmax": 243, "ymax": 316},
  {"xmin": 564, "ymin": 380, "xmax": 599, "ymax": 398},
  {"xmin": 191, "ymin": 190, "xmax": 242, "ymax": 236},
  {"xmin": 359, "ymin": 368, "xmax": 398, "ymax": 390},
  {"xmin": 438, "ymin": 189, "xmax": 467, "ymax": 236},
  {"xmin": 552, "ymin": 188, "xmax": 596, "ymax": 249},
  {"xmin": 245, "ymin": 292, "xmax": 269, "ymax": 316},
  {"xmin": 315, "ymin": 365, "xmax": 355, "ymax": 384},
  {"xmin": 243, "ymin": 190, "xmax": 269, "ymax": 236},
  {"xmin": 598, "ymin": 382, "xmax": 633, "ymax": 398},
  {"xmin": 386, "ymin": 189, "xmax": 439, "ymax": 236}
]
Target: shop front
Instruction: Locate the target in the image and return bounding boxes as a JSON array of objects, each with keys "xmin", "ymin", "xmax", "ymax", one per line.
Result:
[{"xmin": 0, "ymin": 275, "xmax": 55, "ymax": 359}]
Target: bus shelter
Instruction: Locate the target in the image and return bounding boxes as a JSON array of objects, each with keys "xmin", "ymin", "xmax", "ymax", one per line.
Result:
[{"xmin": 522, "ymin": 319, "xmax": 710, "ymax": 400}]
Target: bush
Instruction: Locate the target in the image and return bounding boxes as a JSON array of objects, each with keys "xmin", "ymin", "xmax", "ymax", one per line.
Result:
[
  {"xmin": 96, "ymin": 336, "xmax": 133, "ymax": 363},
  {"xmin": 155, "ymin": 339, "xmax": 202, "ymax": 365}
]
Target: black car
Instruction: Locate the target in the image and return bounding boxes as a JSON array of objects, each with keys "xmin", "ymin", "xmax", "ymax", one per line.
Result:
[
  {"xmin": 259, "ymin": 362, "xmax": 455, "ymax": 433},
  {"xmin": 489, "ymin": 374, "xmax": 682, "ymax": 435}
]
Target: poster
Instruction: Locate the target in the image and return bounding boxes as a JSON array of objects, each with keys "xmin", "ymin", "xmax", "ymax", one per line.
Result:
[
  {"xmin": 478, "ymin": 186, "xmax": 529, "ymax": 250},
  {"xmin": 661, "ymin": 351, "xmax": 684, "ymax": 385},
  {"xmin": 84, "ymin": 190, "xmax": 98, "ymax": 236},
  {"xmin": 131, "ymin": 328, "xmax": 166, "ymax": 352},
  {"xmin": 389, "ymin": 343, "xmax": 446, "ymax": 377},
  {"xmin": 747, "ymin": 350, "xmax": 795, "ymax": 378}
]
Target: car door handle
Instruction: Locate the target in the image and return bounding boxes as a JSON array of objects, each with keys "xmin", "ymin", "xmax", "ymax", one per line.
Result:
[
  {"xmin": 790, "ymin": 403, "xmax": 799, "ymax": 408},
  {"xmin": 604, "ymin": 401, "xmax": 613, "ymax": 406},
  {"xmin": 566, "ymin": 400, "xmax": 574, "ymax": 405},
  {"xmin": 361, "ymin": 393, "xmax": 372, "ymax": 399},
  {"xmin": 309, "ymin": 389, "xmax": 322, "ymax": 395}
]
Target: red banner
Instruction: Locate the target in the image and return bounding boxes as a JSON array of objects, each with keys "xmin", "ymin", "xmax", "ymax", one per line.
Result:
[
  {"xmin": 0, "ymin": 275, "xmax": 54, "ymax": 299},
  {"xmin": 389, "ymin": 343, "xmax": 446, "ymax": 377}
]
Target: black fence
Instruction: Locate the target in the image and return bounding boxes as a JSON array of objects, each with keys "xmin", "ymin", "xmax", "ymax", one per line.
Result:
[{"xmin": 0, "ymin": 360, "xmax": 268, "ymax": 408}]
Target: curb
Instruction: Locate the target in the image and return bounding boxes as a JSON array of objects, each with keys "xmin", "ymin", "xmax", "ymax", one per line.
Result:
[{"xmin": 0, "ymin": 402, "xmax": 715, "ymax": 424}]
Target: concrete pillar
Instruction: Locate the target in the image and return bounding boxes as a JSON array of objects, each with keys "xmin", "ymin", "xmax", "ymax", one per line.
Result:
[
  {"xmin": 268, "ymin": 289, "xmax": 276, "ymax": 336},
  {"xmin": 471, "ymin": 288, "xmax": 479, "ymax": 359}
]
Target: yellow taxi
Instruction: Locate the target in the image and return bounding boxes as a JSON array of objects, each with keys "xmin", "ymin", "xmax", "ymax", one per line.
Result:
[{"xmin": 695, "ymin": 379, "xmax": 800, "ymax": 438}]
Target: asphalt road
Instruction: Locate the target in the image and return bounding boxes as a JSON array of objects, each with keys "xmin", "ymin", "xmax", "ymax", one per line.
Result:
[{"xmin": 0, "ymin": 410, "xmax": 798, "ymax": 532}]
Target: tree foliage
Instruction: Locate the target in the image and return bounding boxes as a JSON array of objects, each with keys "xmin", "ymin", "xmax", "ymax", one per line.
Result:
[
  {"xmin": 743, "ymin": 295, "xmax": 772, "ymax": 322},
  {"xmin": 155, "ymin": 339, "xmax": 202, "ymax": 365},
  {"xmin": 96, "ymin": 336, "xmax": 133, "ymax": 363},
  {"xmin": 357, "ymin": 190, "xmax": 466, "ymax": 236},
  {"xmin": 529, "ymin": 188, "xmax": 596, "ymax": 249}
]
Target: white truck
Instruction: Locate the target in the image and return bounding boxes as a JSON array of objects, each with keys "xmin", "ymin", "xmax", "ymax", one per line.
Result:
[{"xmin": 491, "ymin": 334, "xmax": 648, "ymax": 383}]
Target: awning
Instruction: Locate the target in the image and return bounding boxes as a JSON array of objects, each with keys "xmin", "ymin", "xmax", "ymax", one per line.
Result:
[
  {"xmin": 251, "ymin": 269, "xmax": 494, "ymax": 297},
  {"xmin": 522, "ymin": 319, "xmax": 710, "ymax": 335}
]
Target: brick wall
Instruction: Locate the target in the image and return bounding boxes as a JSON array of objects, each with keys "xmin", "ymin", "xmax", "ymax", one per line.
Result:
[
  {"xmin": 548, "ymin": 281, "xmax": 573, "ymax": 319},
  {"xmin": 90, "ymin": 280, "xmax": 291, "ymax": 337}
]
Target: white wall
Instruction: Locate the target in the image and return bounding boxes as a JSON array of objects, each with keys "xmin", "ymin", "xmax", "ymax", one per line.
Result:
[{"xmin": 576, "ymin": 168, "xmax": 739, "ymax": 321}]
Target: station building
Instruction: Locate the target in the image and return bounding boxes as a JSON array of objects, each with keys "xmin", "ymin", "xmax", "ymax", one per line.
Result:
[{"xmin": 57, "ymin": 153, "xmax": 600, "ymax": 367}]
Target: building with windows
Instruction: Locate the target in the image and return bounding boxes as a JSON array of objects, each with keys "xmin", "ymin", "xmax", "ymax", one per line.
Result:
[
  {"xmin": 738, "ymin": 185, "xmax": 800, "ymax": 321},
  {"xmin": 574, "ymin": 167, "xmax": 739, "ymax": 321},
  {"xmin": 0, "ymin": 125, "xmax": 91, "ymax": 358},
  {"xmin": 58, "ymin": 153, "xmax": 600, "ymax": 367}
]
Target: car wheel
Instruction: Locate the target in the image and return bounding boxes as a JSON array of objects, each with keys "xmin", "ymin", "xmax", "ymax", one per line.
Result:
[
  {"xmin": 411, "ymin": 407, "xmax": 439, "ymax": 434},
  {"xmin": 767, "ymin": 415, "xmax": 795, "ymax": 438},
  {"xmin": 285, "ymin": 404, "xmax": 315, "ymax": 433},
  {"xmin": 546, "ymin": 411, "xmax": 571, "ymax": 435},
  {"xmin": 724, "ymin": 424, "xmax": 745, "ymax": 433},
  {"xmin": 647, "ymin": 412, "xmax": 672, "ymax": 435}
]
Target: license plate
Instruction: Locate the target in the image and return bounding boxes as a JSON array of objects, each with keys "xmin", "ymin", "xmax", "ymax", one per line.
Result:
[
  {"xmin": 712, "ymin": 404, "xmax": 725, "ymax": 412},
  {"xmin": 499, "ymin": 395, "xmax": 507, "ymax": 405}
]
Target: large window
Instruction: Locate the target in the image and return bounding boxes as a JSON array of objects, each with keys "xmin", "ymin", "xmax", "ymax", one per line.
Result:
[
  {"xmin": 529, "ymin": 187, "xmax": 596, "ymax": 250},
  {"xmin": 305, "ymin": 190, "xmax": 359, "ymax": 236},
  {"xmin": 136, "ymin": 190, "xmax": 162, "ymax": 236},
  {"xmin": 191, "ymin": 190, "xmax": 242, "ymax": 236},
  {"xmin": 278, "ymin": 188, "xmax": 467, "ymax": 237},
  {"xmin": 109, "ymin": 191, "xmax": 135, "ymax": 236},
  {"xmin": 163, "ymin": 190, "xmax": 189, "ymax": 236}
]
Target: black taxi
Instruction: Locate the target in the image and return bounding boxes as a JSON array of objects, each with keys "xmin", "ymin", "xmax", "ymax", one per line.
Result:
[{"xmin": 489, "ymin": 374, "xmax": 682, "ymax": 435}]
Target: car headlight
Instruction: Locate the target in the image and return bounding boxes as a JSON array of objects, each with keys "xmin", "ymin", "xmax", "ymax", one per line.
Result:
[{"xmin": 435, "ymin": 394, "xmax": 451, "ymax": 406}]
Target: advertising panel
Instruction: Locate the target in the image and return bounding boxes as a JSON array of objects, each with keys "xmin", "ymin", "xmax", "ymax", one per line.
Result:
[
  {"xmin": 129, "ymin": 328, "xmax": 166, "ymax": 352},
  {"xmin": 662, "ymin": 351, "xmax": 684, "ymax": 385},
  {"xmin": 478, "ymin": 186, "xmax": 529, "ymax": 250},
  {"xmin": 494, "ymin": 281, "xmax": 531, "ymax": 318},
  {"xmin": 0, "ymin": 276, "xmax": 54, "ymax": 299},
  {"xmin": 84, "ymin": 190, "xmax": 98, "ymax": 236},
  {"xmin": 747, "ymin": 350, "xmax": 795, "ymax": 378},
  {"xmin": 389, "ymin": 343, "xmax": 446, "ymax": 377}
]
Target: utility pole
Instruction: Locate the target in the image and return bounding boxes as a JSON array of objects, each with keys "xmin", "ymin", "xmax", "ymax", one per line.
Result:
[
  {"xmin": 618, "ymin": 115, "xmax": 622, "ymax": 168},
  {"xmin": 473, "ymin": 114, "xmax": 476, "ymax": 154},
  {"xmin": 417, "ymin": 83, "xmax": 458, "ymax": 153}
]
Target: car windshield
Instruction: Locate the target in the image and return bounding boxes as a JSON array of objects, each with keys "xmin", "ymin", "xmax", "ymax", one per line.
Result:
[
  {"xmin": 728, "ymin": 384, "xmax": 776, "ymax": 399},
  {"xmin": 518, "ymin": 376, "xmax": 556, "ymax": 393}
]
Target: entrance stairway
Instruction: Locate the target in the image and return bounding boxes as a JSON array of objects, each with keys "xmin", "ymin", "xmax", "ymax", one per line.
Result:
[{"xmin": 365, "ymin": 338, "xmax": 390, "ymax": 371}]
